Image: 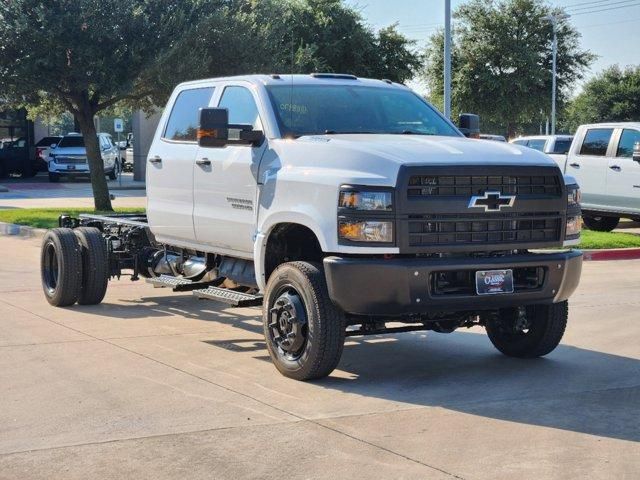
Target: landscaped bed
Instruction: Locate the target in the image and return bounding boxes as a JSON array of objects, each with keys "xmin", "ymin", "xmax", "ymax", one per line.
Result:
[
  {"xmin": 1, "ymin": 208, "xmax": 640, "ymax": 249},
  {"xmin": 0, "ymin": 208, "xmax": 145, "ymax": 229}
]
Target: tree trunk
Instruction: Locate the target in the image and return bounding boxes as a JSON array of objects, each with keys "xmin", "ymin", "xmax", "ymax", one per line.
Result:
[{"xmin": 75, "ymin": 110, "xmax": 113, "ymax": 211}]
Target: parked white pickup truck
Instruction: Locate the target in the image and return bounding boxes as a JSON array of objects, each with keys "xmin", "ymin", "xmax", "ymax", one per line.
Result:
[
  {"xmin": 510, "ymin": 135, "xmax": 573, "ymax": 168},
  {"xmin": 558, "ymin": 123, "xmax": 640, "ymax": 231},
  {"xmin": 39, "ymin": 74, "xmax": 583, "ymax": 380}
]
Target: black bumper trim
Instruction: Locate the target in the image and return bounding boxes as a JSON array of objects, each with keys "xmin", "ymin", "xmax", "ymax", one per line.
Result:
[{"xmin": 323, "ymin": 250, "xmax": 582, "ymax": 316}]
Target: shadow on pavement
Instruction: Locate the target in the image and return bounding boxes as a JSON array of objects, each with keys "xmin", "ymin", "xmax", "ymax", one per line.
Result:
[{"xmin": 77, "ymin": 293, "xmax": 640, "ymax": 443}]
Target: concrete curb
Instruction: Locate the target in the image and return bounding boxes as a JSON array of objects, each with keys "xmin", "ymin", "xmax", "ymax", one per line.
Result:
[
  {"xmin": 582, "ymin": 248, "xmax": 640, "ymax": 261},
  {"xmin": 109, "ymin": 184, "xmax": 146, "ymax": 191},
  {"xmin": 0, "ymin": 222, "xmax": 46, "ymax": 238}
]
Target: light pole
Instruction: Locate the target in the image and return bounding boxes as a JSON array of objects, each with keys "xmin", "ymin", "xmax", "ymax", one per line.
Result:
[
  {"xmin": 543, "ymin": 12, "xmax": 569, "ymax": 135},
  {"xmin": 444, "ymin": 0, "xmax": 452, "ymax": 119}
]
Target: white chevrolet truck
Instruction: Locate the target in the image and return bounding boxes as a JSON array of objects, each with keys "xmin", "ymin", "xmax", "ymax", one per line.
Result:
[{"xmin": 40, "ymin": 74, "xmax": 583, "ymax": 380}]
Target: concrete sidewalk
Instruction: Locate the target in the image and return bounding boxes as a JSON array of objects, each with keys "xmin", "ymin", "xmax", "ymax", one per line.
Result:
[{"xmin": 0, "ymin": 236, "xmax": 638, "ymax": 479}]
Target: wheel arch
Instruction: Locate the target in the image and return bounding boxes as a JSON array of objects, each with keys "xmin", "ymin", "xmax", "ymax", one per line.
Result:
[{"xmin": 255, "ymin": 215, "xmax": 327, "ymax": 291}]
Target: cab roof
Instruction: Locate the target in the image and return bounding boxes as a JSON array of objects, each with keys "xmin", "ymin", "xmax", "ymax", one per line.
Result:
[{"xmin": 176, "ymin": 73, "xmax": 408, "ymax": 90}]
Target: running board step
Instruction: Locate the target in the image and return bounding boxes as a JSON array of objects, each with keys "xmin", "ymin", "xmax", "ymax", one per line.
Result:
[
  {"xmin": 193, "ymin": 286, "xmax": 263, "ymax": 307},
  {"xmin": 146, "ymin": 275, "xmax": 204, "ymax": 292}
]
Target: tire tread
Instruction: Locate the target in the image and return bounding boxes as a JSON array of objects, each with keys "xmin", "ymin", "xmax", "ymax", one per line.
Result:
[{"xmin": 75, "ymin": 227, "xmax": 109, "ymax": 305}]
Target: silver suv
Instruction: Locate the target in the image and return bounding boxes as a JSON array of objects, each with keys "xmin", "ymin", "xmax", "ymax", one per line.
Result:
[{"xmin": 47, "ymin": 133, "xmax": 120, "ymax": 183}]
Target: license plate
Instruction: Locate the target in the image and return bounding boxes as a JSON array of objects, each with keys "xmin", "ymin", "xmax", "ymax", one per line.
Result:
[
  {"xmin": 66, "ymin": 165, "xmax": 76, "ymax": 170},
  {"xmin": 476, "ymin": 269, "xmax": 514, "ymax": 295}
]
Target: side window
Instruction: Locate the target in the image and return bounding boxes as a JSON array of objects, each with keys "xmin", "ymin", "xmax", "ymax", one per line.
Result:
[
  {"xmin": 163, "ymin": 87, "xmax": 215, "ymax": 142},
  {"xmin": 218, "ymin": 86, "xmax": 262, "ymax": 130},
  {"xmin": 616, "ymin": 129, "xmax": 640, "ymax": 158},
  {"xmin": 527, "ymin": 139, "xmax": 546, "ymax": 152},
  {"xmin": 552, "ymin": 139, "xmax": 572, "ymax": 154},
  {"xmin": 579, "ymin": 128, "xmax": 614, "ymax": 156}
]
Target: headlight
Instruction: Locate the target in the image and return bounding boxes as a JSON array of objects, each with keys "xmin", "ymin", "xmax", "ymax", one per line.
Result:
[
  {"xmin": 566, "ymin": 216, "xmax": 581, "ymax": 237},
  {"xmin": 339, "ymin": 220, "xmax": 393, "ymax": 243},
  {"xmin": 49, "ymin": 154, "xmax": 57, "ymax": 163},
  {"xmin": 567, "ymin": 184, "xmax": 581, "ymax": 207},
  {"xmin": 339, "ymin": 190, "xmax": 393, "ymax": 211}
]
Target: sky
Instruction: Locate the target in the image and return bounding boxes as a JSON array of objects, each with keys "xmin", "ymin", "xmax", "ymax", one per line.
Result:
[{"xmin": 346, "ymin": 0, "xmax": 640, "ymax": 94}]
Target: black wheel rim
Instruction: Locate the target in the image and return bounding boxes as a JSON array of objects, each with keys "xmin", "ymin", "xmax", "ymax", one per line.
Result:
[
  {"xmin": 43, "ymin": 241, "xmax": 59, "ymax": 294},
  {"xmin": 268, "ymin": 285, "xmax": 308, "ymax": 361}
]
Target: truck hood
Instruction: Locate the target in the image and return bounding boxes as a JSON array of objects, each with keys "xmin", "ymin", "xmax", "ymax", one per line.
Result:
[
  {"xmin": 267, "ymin": 133, "xmax": 560, "ymax": 188},
  {"xmin": 299, "ymin": 134, "xmax": 555, "ymax": 167}
]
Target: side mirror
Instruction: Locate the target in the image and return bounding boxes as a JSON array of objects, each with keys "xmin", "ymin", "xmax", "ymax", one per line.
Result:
[
  {"xmin": 633, "ymin": 142, "xmax": 640, "ymax": 164},
  {"xmin": 458, "ymin": 113, "xmax": 480, "ymax": 138},
  {"xmin": 50, "ymin": 144, "xmax": 57, "ymax": 149},
  {"xmin": 198, "ymin": 108, "xmax": 264, "ymax": 148}
]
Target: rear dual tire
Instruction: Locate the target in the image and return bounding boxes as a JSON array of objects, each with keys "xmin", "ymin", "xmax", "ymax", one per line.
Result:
[{"xmin": 40, "ymin": 227, "xmax": 108, "ymax": 307}]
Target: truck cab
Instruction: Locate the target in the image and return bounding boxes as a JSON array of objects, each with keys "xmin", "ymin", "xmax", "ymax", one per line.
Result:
[
  {"xmin": 564, "ymin": 123, "xmax": 640, "ymax": 231},
  {"xmin": 41, "ymin": 74, "xmax": 583, "ymax": 381}
]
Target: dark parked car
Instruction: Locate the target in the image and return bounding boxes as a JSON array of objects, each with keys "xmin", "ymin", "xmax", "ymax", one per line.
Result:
[{"xmin": 0, "ymin": 137, "xmax": 37, "ymax": 178}]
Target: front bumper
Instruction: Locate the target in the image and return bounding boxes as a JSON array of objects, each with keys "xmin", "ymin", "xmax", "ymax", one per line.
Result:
[{"xmin": 323, "ymin": 250, "xmax": 582, "ymax": 316}]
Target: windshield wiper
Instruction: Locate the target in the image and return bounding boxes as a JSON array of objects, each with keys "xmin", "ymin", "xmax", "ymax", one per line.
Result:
[
  {"xmin": 398, "ymin": 130, "xmax": 435, "ymax": 135},
  {"xmin": 323, "ymin": 130, "xmax": 377, "ymax": 135}
]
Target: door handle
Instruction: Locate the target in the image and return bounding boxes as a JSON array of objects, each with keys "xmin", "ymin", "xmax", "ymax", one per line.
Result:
[
  {"xmin": 196, "ymin": 158, "xmax": 211, "ymax": 166},
  {"xmin": 609, "ymin": 165, "xmax": 621, "ymax": 171},
  {"xmin": 569, "ymin": 162, "xmax": 580, "ymax": 168},
  {"xmin": 149, "ymin": 156, "xmax": 162, "ymax": 164}
]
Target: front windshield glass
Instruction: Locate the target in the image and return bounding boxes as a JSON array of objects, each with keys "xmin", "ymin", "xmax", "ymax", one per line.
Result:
[{"xmin": 266, "ymin": 85, "xmax": 460, "ymax": 138}]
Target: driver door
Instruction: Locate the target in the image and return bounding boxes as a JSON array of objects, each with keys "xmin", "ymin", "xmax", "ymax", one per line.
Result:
[{"xmin": 194, "ymin": 84, "xmax": 266, "ymax": 256}]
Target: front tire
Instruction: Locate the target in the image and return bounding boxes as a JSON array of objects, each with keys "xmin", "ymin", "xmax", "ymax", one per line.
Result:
[
  {"xmin": 263, "ymin": 261, "xmax": 345, "ymax": 381},
  {"xmin": 486, "ymin": 301, "xmax": 568, "ymax": 358},
  {"xmin": 41, "ymin": 229, "xmax": 83, "ymax": 307},
  {"xmin": 583, "ymin": 215, "xmax": 619, "ymax": 232},
  {"xmin": 74, "ymin": 227, "xmax": 109, "ymax": 305},
  {"xmin": 48, "ymin": 172, "xmax": 60, "ymax": 183}
]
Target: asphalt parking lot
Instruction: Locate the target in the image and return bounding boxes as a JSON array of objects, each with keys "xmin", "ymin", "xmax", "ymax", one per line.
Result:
[{"xmin": 0, "ymin": 234, "xmax": 638, "ymax": 479}]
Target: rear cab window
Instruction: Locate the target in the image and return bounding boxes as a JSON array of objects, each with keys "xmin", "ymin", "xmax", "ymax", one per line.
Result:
[
  {"xmin": 616, "ymin": 129, "xmax": 640, "ymax": 157},
  {"xmin": 163, "ymin": 87, "xmax": 215, "ymax": 142},
  {"xmin": 579, "ymin": 128, "xmax": 614, "ymax": 156}
]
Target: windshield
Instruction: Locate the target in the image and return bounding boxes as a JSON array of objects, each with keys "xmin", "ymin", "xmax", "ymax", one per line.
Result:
[
  {"xmin": 58, "ymin": 136, "xmax": 85, "ymax": 148},
  {"xmin": 266, "ymin": 85, "xmax": 460, "ymax": 138}
]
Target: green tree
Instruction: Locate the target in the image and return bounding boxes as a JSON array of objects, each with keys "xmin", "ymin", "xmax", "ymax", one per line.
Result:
[
  {"xmin": 562, "ymin": 65, "xmax": 640, "ymax": 132},
  {"xmin": 157, "ymin": 0, "xmax": 422, "ymax": 89},
  {"xmin": 0, "ymin": 0, "xmax": 208, "ymax": 210},
  {"xmin": 422, "ymin": 0, "xmax": 594, "ymax": 138}
]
